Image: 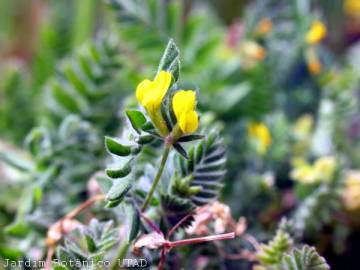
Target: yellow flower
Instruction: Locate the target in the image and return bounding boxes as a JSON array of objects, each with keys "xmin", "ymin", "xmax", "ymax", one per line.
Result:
[
  {"xmin": 248, "ymin": 122, "xmax": 272, "ymax": 155},
  {"xmin": 291, "ymin": 158, "xmax": 318, "ymax": 184},
  {"xmin": 290, "ymin": 156, "xmax": 336, "ymax": 184},
  {"xmin": 240, "ymin": 41, "xmax": 266, "ymax": 61},
  {"xmin": 313, "ymin": 156, "xmax": 336, "ymax": 182},
  {"xmin": 172, "ymin": 90, "xmax": 199, "ymax": 134},
  {"xmin": 256, "ymin": 18, "xmax": 273, "ymax": 36},
  {"xmin": 293, "ymin": 114, "xmax": 313, "ymax": 140},
  {"xmin": 343, "ymin": 170, "xmax": 360, "ymax": 211},
  {"xmin": 136, "ymin": 71, "xmax": 172, "ymax": 135},
  {"xmin": 292, "ymin": 114, "xmax": 314, "ymax": 156},
  {"xmin": 136, "ymin": 71, "xmax": 171, "ymax": 114},
  {"xmin": 344, "ymin": 0, "xmax": 360, "ymax": 17},
  {"xmin": 306, "ymin": 20, "xmax": 327, "ymax": 45}
]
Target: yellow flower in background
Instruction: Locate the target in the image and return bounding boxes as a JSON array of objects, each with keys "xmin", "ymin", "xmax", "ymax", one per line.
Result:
[
  {"xmin": 305, "ymin": 47, "xmax": 322, "ymax": 75},
  {"xmin": 292, "ymin": 114, "xmax": 314, "ymax": 157},
  {"xmin": 344, "ymin": 0, "xmax": 360, "ymax": 17},
  {"xmin": 172, "ymin": 90, "xmax": 199, "ymax": 134},
  {"xmin": 256, "ymin": 18, "xmax": 273, "ymax": 36},
  {"xmin": 136, "ymin": 71, "xmax": 171, "ymax": 114},
  {"xmin": 306, "ymin": 20, "xmax": 327, "ymax": 45},
  {"xmin": 313, "ymin": 156, "xmax": 336, "ymax": 182},
  {"xmin": 343, "ymin": 171, "xmax": 360, "ymax": 211},
  {"xmin": 293, "ymin": 114, "xmax": 314, "ymax": 140},
  {"xmin": 291, "ymin": 158, "xmax": 317, "ymax": 184},
  {"xmin": 240, "ymin": 41, "xmax": 267, "ymax": 61},
  {"xmin": 290, "ymin": 156, "xmax": 336, "ymax": 184},
  {"xmin": 307, "ymin": 57, "xmax": 322, "ymax": 75},
  {"xmin": 248, "ymin": 122, "xmax": 272, "ymax": 155}
]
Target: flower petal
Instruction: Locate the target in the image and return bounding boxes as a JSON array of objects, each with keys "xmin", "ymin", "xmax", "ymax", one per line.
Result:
[
  {"xmin": 306, "ymin": 20, "xmax": 327, "ymax": 45},
  {"xmin": 153, "ymin": 71, "xmax": 172, "ymax": 105},
  {"xmin": 136, "ymin": 79, "xmax": 153, "ymax": 105},
  {"xmin": 179, "ymin": 110, "xmax": 199, "ymax": 134},
  {"xmin": 172, "ymin": 90, "xmax": 196, "ymax": 120}
]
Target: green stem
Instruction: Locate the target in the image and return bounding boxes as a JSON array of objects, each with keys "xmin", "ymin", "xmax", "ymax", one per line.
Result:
[
  {"xmin": 141, "ymin": 145, "xmax": 171, "ymax": 212},
  {"xmin": 110, "ymin": 241, "xmax": 130, "ymax": 270}
]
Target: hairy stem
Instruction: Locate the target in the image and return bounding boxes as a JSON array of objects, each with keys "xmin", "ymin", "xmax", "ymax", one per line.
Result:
[
  {"xmin": 141, "ymin": 145, "xmax": 171, "ymax": 212},
  {"xmin": 110, "ymin": 241, "xmax": 131, "ymax": 270}
]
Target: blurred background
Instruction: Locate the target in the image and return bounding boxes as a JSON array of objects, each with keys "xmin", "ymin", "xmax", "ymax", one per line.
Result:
[{"xmin": 0, "ymin": 0, "xmax": 359, "ymax": 269}]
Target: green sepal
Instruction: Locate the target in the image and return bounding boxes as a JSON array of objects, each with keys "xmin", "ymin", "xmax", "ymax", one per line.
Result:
[
  {"xmin": 173, "ymin": 143, "xmax": 188, "ymax": 159},
  {"xmin": 177, "ymin": 134, "xmax": 204, "ymax": 142}
]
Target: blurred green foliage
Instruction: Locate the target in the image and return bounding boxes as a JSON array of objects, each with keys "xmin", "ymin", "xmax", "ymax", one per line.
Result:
[{"xmin": 0, "ymin": 0, "xmax": 359, "ymax": 269}]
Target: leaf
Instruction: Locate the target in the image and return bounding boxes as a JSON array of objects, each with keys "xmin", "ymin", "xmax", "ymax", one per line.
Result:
[
  {"xmin": 24, "ymin": 127, "xmax": 51, "ymax": 158},
  {"xmin": 292, "ymin": 185, "xmax": 340, "ymax": 235},
  {"xmin": 56, "ymin": 247, "xmax": 78, "ymax": 269},
  {"xmin": 0, "ymin": 246, "xmax": 22, "ymax": 261},
  {"xmin": 257, "ymin": 229, "xmax": 293, "ymax": 265},
  {"xmin": 157, "ymin": 39, "xmax": 180, "ymax": 83},
  {"xmin": 161, "ymin": 193, "xmax": 195, "ymax": 229},
  {"xmin": 105, "ymin": 136, "xmax": 132, "ymax": 156},
  {"xmin": 53, "ymin": 265, "xmax": 69, "ymax": 270},
  {"xmin": 0, "ymin": 151, "xmax": 33, "ymax": 171},
  {"xmin": 105, "ymin": 178, "xmax": 132, "ymax": 207},
  {"xmin": 173, "ymin": 143, "xmax": 188, "ymax": 159},
  {"xmin": 281, "ymin": 245, "xmax": 330, "ymax": 270},
  {"xmin": 141, "ymin": 121, "xmax": 155, "ymax": 131},
  {"xmin": 56, "ymin": 219, "xmax": 118, "ymax": 266},
  {"xmin": 136, "ymin": 135, "xmax": 155, "ymax": 145},
  {"xmin": 106, "ymin": 160, "xmax": 132, "ymax": 179},
  {"xmin": 177, "ymin": 134, "xmax": 204, "ymax": 142},
  {"xmin": 50, "ymin": 80, "xmax": 81, "ymax": 114},
  {"xmin": 177, "ymin": 132, "xmax": 226, "ymax": 206},
  {"xmin": 85, "ymin": 235, "xmax": 97, "ymax": 253},
  {"xmin": 126, "ymin": 110, "xmax": 147, "ymax": 134},
  {"xmin": 125, "ymin": 204, "xmax": 140, "ymax": 242},
  {"xmin": 4, "ymin": 220, "xmax": 30, "ymax": 237},
  {"xmin": 46, "ymin": 36, "xmax": 120, "ymax": 127}
]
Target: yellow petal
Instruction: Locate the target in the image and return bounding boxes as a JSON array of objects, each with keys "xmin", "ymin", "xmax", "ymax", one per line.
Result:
[
  {"xmin": 179, "ymin": 110, "xmax": 199, "ymax": 134},
  {"xmin": 136, "ymin": 79, "xmax": 153, "ymax": 104},
  {"xmin": 135, "ymin": 71, "xmax": 171, "ymax": 111},
  {"xmin": 172, "ymin": 90, "xmax": 196, "ymax": 120},
  {"xmin": 306, "ymin": 20, "xmax": 327, "ymax": 45},
  {"xmin": 248, "ymin": 122, "xmax": 272, "ymax": 154},
  {"xmin": 153, "ymin": 71, "xmax": 172, "ymax": 106}
]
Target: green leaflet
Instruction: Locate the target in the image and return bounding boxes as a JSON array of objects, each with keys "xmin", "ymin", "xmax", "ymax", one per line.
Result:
[
  {"xmin": 105, "ymin": 136, "xmax": 132, "ymax": 157},
  {"xmin": 281, "ymin": 245, "xmax": 330, "ymax": 270},
  {"xmin": 177, "ymin": 131, "xmax": 226, "ymax": 206},
  {"xmin": 126, "ymin": 110, "xmax": 147, "ymax": 134}
]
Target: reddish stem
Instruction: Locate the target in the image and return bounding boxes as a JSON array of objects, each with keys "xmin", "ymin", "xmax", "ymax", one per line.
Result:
[
  {"xmin": 158, "ymin": 248, "xmax": 166, "ymax": 270},
  {"xmin": 167, "ymin": 232, "xmax": 235, "ymax": 248},
  {"xmin": 140, "ymin": 213, "xmax": 162, "ymax": 234},
  {"xmin": 166, "ymin": 212, "xmax": 194, "ymax": 239}
]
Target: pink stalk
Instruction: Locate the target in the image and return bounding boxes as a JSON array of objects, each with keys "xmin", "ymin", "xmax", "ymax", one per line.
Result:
[
  {"xmin": 166, "ymin": 232, "xmax": 235, "ymax": 249},
  {"xmin": 140, "ymin": 213, "xmax": 163, "ymax": 234}
]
